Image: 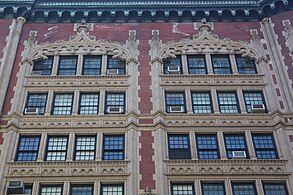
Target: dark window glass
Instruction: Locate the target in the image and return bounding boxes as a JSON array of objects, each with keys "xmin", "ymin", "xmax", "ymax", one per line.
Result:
[
  {"xmin": 212, "ymin": 55, "xmax": 232, "ymax": 74},
  {"xmin": 224, "ymin": 134, "xmax": 248, "ymax": 159},
  {"xmin": 52, "ymin": 93, "xmax": 74, "ymax": 115},
  {"xmin": 236, "ymin": 55, "xmax": 257, "ymax": 74},
  {"xmin": 71, "ymin": 185, "xmax": 93, "ymax": 195},
  {"xmin": 163, "ymin": 56, "xmax": 182, "ymax": 74},
  {"xmin": 218, "ymin": 92, "xmax": 240, "ymax": 114},
  {"xmin": 45, "ymin": 136, "xmax": 68, "ymax": 161},
  {"xmin": 24, "ymin": 184, "xmax": 33, "ymax": 194},
  {"xmin": 83, "ymin": 56, "xmax": 102, "ymax": 75},
  {"xmin": 79, "ymin": 93, "xmax": 99, "ymax": 115},
  {"xmin": 187, "ymin": 55, "xmax": 207, "ymax": 74},
  {"xmin": 107, "ymin": 56, "xmax": 126, "ymax": 75},
  {"xmin": 202, "ymin": 183, "xmax": 225, "ymax": 195},
  {"xmin": 40, "ymin": 186, "xmax": 63, "ymax": 195},
  {"xmin": 100, "ymin": 184, "xmax": 124, "ymax": 195},
  {"xmin": 75, "ymin": 136, "xmax": 96, "ymax": 161},
  {"xmin": 16, "ymin": 136, "xmax": 40, "ymax": 161},
  {"xmin": 103, "ymin": 135, "xmax": 124, "ymax": 160},
  {"xmin": 191, "ymin": 92, "xmax": 213, "ymax": 113},
  {"xmin": 232, "ymin": 183, "xmax": 257, "ymax": 195},
  {"xmin": 263, "ymin": 183, "xmax": 288, "ymax": 195},
  {"xmin": 252, "ymin": 134, "xmax": 278, "ymax": 159},
  {"xmin": 168, "ymin": 134, "xmax": 191, "ymax": 159},
  {"xmin": 58, "ymin": 56, "xmax": 77, "ymax": 75},
  {"xmin": 165, "ymin": 92, "xmax": 186, "ymax": 113},
  {"xmin": 105, "ymin": 93, "xmax": 125, "ymax": 114},
  {"xmin": 243, "ymin": 92, "xmax": 266, "ymax": 113},
  {"xmin": 171, "ymin": 183, "xmax": 195, "ymax": 195},
  {"xmin": 33, "ymin": 57, "xmax": 53, "ymax": 75},
  {"xmin": 196, "ymin": 134, "xmax": 219, "ymax": 159},
  {"xmin": 25, "ymin": 93, "xmax": 47, "ymax": 115}
]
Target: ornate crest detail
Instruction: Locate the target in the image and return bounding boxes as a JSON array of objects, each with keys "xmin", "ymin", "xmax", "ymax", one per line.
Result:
[
  {"xmin": 249, "ymin": 29, "xmax": 267, "ymax": 63},
  {"xmin": 140, "ymin": 187, "xmax": 156, "ymax": 195},
  {"xmin": 282, "ymin": 19, "xmax": 293, "ymax": 54}
]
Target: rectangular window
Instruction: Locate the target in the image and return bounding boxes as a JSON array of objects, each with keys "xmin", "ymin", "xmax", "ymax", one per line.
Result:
[
  {"xmin": 163, "ymin": 56, "xmax": 182, "ymax": 74},
  {"xmin": 212, "ymin": 55, "xmax": 232, "ymax": 74},
  {"xmin": 74, "ymin": 136, "xmax": 96, "ymax": 161},
  {"xmin": 236, "ymin": 55, "xmax": 257, "ymax": 74},
  {"xmin": 103, "ymin": 135, "xmax": 124, "ymax": 160},
  {"xmin": 252, "ymin": 134, "xmax": 278, "ymax": 159},
  {"xmin": 168, "ymin": 134, "xmax": 191, "ymax": 159},
  {"xmin": 243, "ymin": 91, "xmax": 266, "ymax": 113},
  {"xmin": 218, "ymin": 92, "xmax": 240, "ymax": 114},
  {"xmin": 58, "ymin": 56, "xmax": 77, "ymax": 75},
  {"xmin": 191, "ymin": 92, "xmax": 213, "ymax": 113},
  {"xmin": 25, "ymin": 93, "xmax": 47, "ymax": 115},
  {"xmin": 202, "ymin": 183, "xmax": 225, "ymax": 195},
  {"xmin": 171, "ymin": 183, "xmax": 195, "ymax": 195},
  {"xmin": 52, "ymin": 93, "xmax": 74, "ymax": 115},
  {"xmin": 196, "ymin": 134, "xmax": 219, "ymax": 159},
  {"xmin": 33, "ymin": 57, "xmax": 53, "ymax": 75},
  {"xmin": 224, "ymin": 134, "xmax": 248, "ymax": 159},
  {"xmin": 232, "ymin": 183, "xmax": 257, "ymax": 195},
  {"xmin": 16, "ymin": 136, "xmax": 40, "ymax": 161},
  {"xmin": 45, "ymin": 136, "xmax": 68, "ymax": 161},
  {"xmin": 24, "ymin": 184, "xmax": 33, "ymax": 195},
  {"xmin": 105, "ymin": 93, "xmax": 125, "ymax": 114},
  {"xmin": 263, "ymin": 183, "xmax": 288, "ymax": 195},
  {"xmin": 83, "ymin": 55, "xmax": 102, "ymax": 75},
  {"xmin": 165, "ymin": 92, "xmax": 186, "ymax": 113},
  {"xmin": 187, "ymin": 55, "xmax": 207, "ymax": 74},
  {"xmin": 107, "ymin": 56, "xmax": 126, "ymax": 75},
  {"xmin": 100, "ymin": 184, "xmax": 124, "ymax": 195},
  {"xmin": 40, "ymin": 185, "xmax": 63, "ymax": 195},
  {"xmin": 70, "ymin": 184, "xmax": 93, "ymax": 195},
  {"xmin": 79, "ymin": 93, "xmax": 99, "ymax": 115}
]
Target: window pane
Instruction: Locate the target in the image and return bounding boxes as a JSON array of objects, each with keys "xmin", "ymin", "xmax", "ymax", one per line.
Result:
[
  {"xmin": 263, "ymin": 183, "xmax": 288, "ymax": 195},
  {"xmin": 75, "ymin": 136, "xmax": 96, "ymax": 161},
  {"xmin": 108, "ymin": 56, "xmax": 126, "ymax": 75},
  {"xmin": 163, "ymin": 56, "xmax": 182, "ymax": 74},
  {"xmin": 79, "ymin": 93, "xmax": 99, "ymax": 115},
  {"xmin": 25, "ymin": 93, "xmax": 47, "ymax": 115},
  {"xmin": 202, "ymin": 183, "xmax": 225, "ymax": 195},
  {"xmin": 58, "ymin": 56, "xmax": 77, "ymax": 75},
  {"xmin": 192, "ymin": 92, "xmax": 212, "ymax": 113},
  {"xmin": 236, "ymin": 55, "xmax": 257, "ymax": 74},
  {"xmin": 46, "ymin": 136, "xmax": 68, "ymax": 161},
  {"xmin": 101, "ymin": 184, "xmax": 123, "ymax": 195},
  {"xmin": 224, "ymin": 134, "xmax": 248, "ymax": 159},
  {"xmin": 105, "ymin": 93, "xmax": 125, "ymax": 114},
  {"xmin": 52, "ymin": 94, "xmax": 73, "ymax": 115},
  {"xmin": 232, "ymin": 183, "xmax": 256, "ymax": 195},
  {"xmin": 33, "ymin": 57, "xmax": 53, "ymax": 75},
  {"xmin": 71, "ymin": 185, "xmax": 93, "ymax": 195},
  {"xmin": 103, "ymin": 135, "xmax": 124, "ymax": 160},
  {"xmin": 83, "ymin": 56, "xmax": 102, "ymax": 75},
  {"xmin": 252, "ymin": 134, "xmax": 277, "ymax": 159},
  {"xmin": 168, "ymin": 134, "xmax": 191, "ymax": 159},
  {"xmin": 218, "ymin": 92, "xmax": 239, "ymax": 114},
  {"xmin": 17, "ymin": 136, "xmax": 40, "ymax": 161},
  {"xmin": 171, "ymin": 184, "xmax": 194, "ymax": 195},
  {"xmin": 165, "ymin": 92, "xmax": 186, "ymax": 113},
  {"xmin": 212, "ymin": 55, "xmax": 231, "ymax": 74},
  {"xmin": 187, "ymin": 55, "xmax": 207, "ymax": 74},
  {"xmin": 197, "ymin": 134, "xmax": 219, "ymax": 159},
  {"xmin": 40, "ymin": 186, "xmax": 62, "ymax": 195},
  {"xmin": 243, "ymin": 92, "xmax": 265, "ymax": 113}
]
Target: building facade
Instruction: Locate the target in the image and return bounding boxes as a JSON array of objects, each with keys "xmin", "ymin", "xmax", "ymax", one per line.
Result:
[{"xmin": 0, "ymin": 0, "xmax": 293, "ymax": 194}]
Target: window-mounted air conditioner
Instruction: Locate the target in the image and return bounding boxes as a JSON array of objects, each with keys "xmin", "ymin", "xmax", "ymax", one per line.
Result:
[
  {"xmin": 169, "ymin": 106, "xmax": 184, "ymax": 113},
  {"xmin": 31, "ymin": 71, "xmax": 43, "ymax": 76},
  {"xmin": 24, "ymin": 108, "xmax": 39, "ymax": 115},
  {"xmin": 251, "ymin": 104, "xmax": 265, "ymax": 113},
  {"xmin": 7, "ymin": 181, "xmax": 24, "ymax": 194},
  {"xmin": 232, "ymin": 151, "xmax": 247, "ymax": 159},
  {"xmin": 107, "ymin": 106, "xmax": 123, "ymax": 113},
  {"xmin": 107, "ymin": 69, "xmax": 119, "ymax": 75},
  {"xmin": 167, "ymin": 66, "xmax": 180, "ymax": 74}
]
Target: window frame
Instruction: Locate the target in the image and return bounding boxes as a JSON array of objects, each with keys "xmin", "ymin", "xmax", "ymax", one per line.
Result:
[
  {"xmin": 187, "ymin": 54, "xmax": 207, "ymax": 75},
  {"xmin": 196, "ymin": 134, "xmax": 220, "ymax": 159},
  {"xmin": 163, "ymin": 55, "xmax": 183, "ymax": 74},
  {"xmin": 224, "ymin": 134, "xmax": 249, "ymax": 159},
  {"xmin": 231, "ymin": 182, "xmax": 257, "ymax": 195},
  {"xmin": 243, "ymin": 91, "xmax": 267, "ymax": 113},
  {"xmin": 100, "ymin": 184, "xmax": 124, "ymax": 195},
  {"xmin": 165, "ymin": 91, "xmax": 186, "ymax": 113},
  {"xmin": 57, "ymin": 55, "xmax": 78, "ymax": 76},
  {"xmin": 82, "ymin": 55, "xmax": 102, "ymax": 75},
  {"xmin": 51, "ymin": 93, "xmax": 74, "ymax": 115},
  {"xmin": 107, "ymin": 55, "xmax": 126, "ymax": 75},
  {"xmin": 217, "ymin": 91, "xmax": 240, "ymax": 114},
  {"xmin": 235, "ymin": 54, "xmax": 257, "ymax": 74},
  {"xmin": 104, "ymin": 92, "xmax": 126, "ymax": 114},
  {"xmin": 45, "ymin": 135, "xmax": 68, "ymax": 161},
  {"xmin": 25, "ymin": 93, "xmax": 48, "ymax": 115},
  {"xmin": 252, "ymin": 133, "xmax": 278, "ymax": 159},
  {"xmin": 16, "ymin": 135, "xmax": 41, "ymax": 161},
  {"xmin": 191, "ymin": 91, "xmax": 213, "ymax": 114},
  {"xmin": 211, "ymin": 54, "xmax": 232, "ymax": 74},
  {"xmin": 70, "ymin": 184, "xmax": 94, "ymax": 195},
  {"xmin": 74, "ymin": 135, "xmax": 97, "ymax": 161},
  {"xmin": 39, "ymin": 185, "xmax": 63, "ymax": 195},
  {"xmin": 170, "ymin": 183, "xmax": 195, "ymax": 195},
  {"xmin": 32, "ymin": 56, "xmax": 54, "ymax": 75},
  {"xmin": 79, "ymin": 92, "xmax": 100, "ymax": 115},
  {"xmin": 168, "ymin": 134, "xmax": 191, "ymax": 160},
  {"xmin": 102, "ymin": 134, "xmax": 125, "ymax": 161},
  {"xmin": 201, "ymin": 182, "xmax": 226, "ymax": 195},
  {"xmin": 262, "ymin": 182, "xmax": 288, "ymax": 195}
]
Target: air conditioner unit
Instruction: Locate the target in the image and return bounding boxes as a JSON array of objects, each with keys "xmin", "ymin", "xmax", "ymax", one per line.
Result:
[
  {"xmin": 107, "ymin": 69, "xmax": 119, "ymax": 75},
  {"xmin": 167, "ymin": 66, "xmax": 180, "ymax": 74},
  {"xmin": 7, "ymin": 181, "xmax": 24, "ymax": 194},
  {"xmin": 169, "ymin": 106, "xmax": 183, "ymax": 113},
  {"xmin": 107, "ymin": 106, "xmax": 123, "ymax": 113},
  {"xmin": 31, "ymin": 71, "xmax": 43, "ymax": 75},
  {"xmin": 24, "ymin": 108, "xmax": 39, "ymax": 115},
  {"xmin": 251, "ymin": 104, "xmax": 265, "ymax": 113},
  {"xmin": 232, "ymin": 151, "xmax": 247, "ymax": 159}
]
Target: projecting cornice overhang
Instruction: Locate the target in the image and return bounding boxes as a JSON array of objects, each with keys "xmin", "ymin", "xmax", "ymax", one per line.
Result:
[{"xmin": 0, "ymin": 0, "xmax": 292, "ymax": 22}]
